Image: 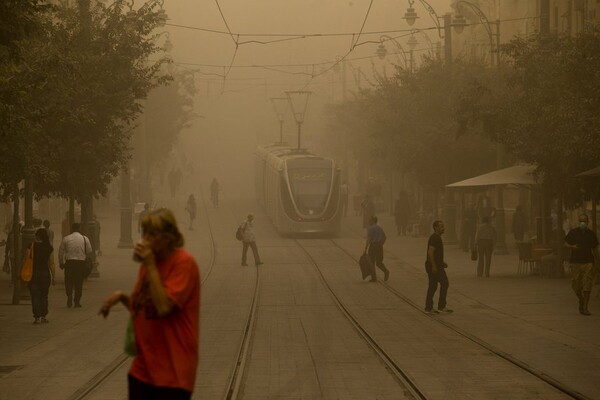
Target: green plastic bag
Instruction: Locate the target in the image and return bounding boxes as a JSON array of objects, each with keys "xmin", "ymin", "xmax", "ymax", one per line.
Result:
[{"xmin": 124, "ymin": 317, "xmax": 137, "ymax": 357}]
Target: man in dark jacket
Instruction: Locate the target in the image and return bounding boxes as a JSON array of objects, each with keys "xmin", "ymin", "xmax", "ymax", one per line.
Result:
[{"xmin": 565, "ymin": 214, "xmax": 599, "ymax": 315}]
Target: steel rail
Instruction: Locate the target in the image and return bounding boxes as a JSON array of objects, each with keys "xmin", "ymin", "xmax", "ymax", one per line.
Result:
[
  {"xmin": 330, "ymin": 239, "xmax": 592, "ymax": 400},
  {"xmin": 295, "ymin": 239, "xmax": 428, "ymax": 400}
]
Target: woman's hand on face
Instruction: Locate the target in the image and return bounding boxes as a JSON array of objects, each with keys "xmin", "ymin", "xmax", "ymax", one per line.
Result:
[{"xmin": 134, "ymin": 240, "xmax": 155, "ymax": 267}]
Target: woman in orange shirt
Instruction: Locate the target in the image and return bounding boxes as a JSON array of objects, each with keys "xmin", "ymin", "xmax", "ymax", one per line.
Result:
[{"xmin": 99, "ymin": 208, "xmax": 200, "ymax": 400}]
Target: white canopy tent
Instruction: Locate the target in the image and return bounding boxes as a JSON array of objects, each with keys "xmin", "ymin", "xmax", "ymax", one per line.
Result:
[{"xmin": 446, "ymin": 164, "xmax": 539, "ymax": 188}]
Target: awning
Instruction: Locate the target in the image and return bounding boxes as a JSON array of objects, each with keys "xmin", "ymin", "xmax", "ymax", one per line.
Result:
[
  {"xmin": 446, "ymin": 164, "xmax": 539, "ymax": 187},
  {"xmin": 575, "ymin": 166, "xmax": 600, "ymax": 177}
]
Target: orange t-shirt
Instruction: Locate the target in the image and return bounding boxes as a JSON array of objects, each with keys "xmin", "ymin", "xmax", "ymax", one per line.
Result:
[{"xmin": 129, "ymin": 248, "xmax": 200, "ymax": 392}]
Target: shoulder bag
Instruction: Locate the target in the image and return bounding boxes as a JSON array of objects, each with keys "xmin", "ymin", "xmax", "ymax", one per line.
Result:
[
  {"xmin": 21, "ymin": 244, "xmax": 34, "ymax": 282},
  {"xmin": 83, "ymin": 235, "xmax": 93, "ymax": 278}
]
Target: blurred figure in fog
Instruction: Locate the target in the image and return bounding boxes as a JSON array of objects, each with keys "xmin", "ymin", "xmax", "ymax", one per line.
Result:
[
  {"xmin": 3, "ymin": 221, "xmax": 22, "ymax": 278},
  {"xmin": 361, "ymin": 195, "xmax": 375, "ymax": 229},
  {"xmin": 185, "ymin": 194, "xmax": 197, "ymax": 231},
  {"xmin": 394, "ymin": 192, "xmax": 411, "ymax": 236},
  {"xmin": 43, "ymin": 219, "xmax": 54, "ymax": 248},
  {"xmin": 210, "ymin": 178, "xmax": 220, "ymax": 208},
  {"xmin": 475, "ymin": 216, "xmax": 497, "ymax": 277},
  {"xmin": 240, "ymin": 214, "xmax": 263, "ymax": 266},
  {"xmin": 99, "ymin": 208, "xmax": 200, "ymax": 400},
  {"xmin": 59, "ymin": 223, "xmax": 93, "ymax": 308},
  {"xmin": 168, "ymin": 168, "xmax": 178, "ymax": 198},
  {"xmin": 564, "ymin": 214, "xmax": 599, "ymax": 316},
  {"xmin": 512, "ymin": 205, "xmax": 527, "ymax": 242},
  {"xmin": 461, "ymin": 202, "xmax": 477, "ymax": 252},
  {"xmin": 28, "ymin": 228, "xmax": 56, "ymax": 324},
  {"xmin": 138, "ymin": 203, "xmax": 150, "ymax": 234},
  {"xmin": 93, "ymin": 215, "xmax": 102, "ymax": 256},
  {"xmin": 340, "ymin": 181, "xmax": 349, "ymax": 217},
  {"xmin": 61, "ymin": 211, "xmax": 70, "ymax": 238},
  {"xmin": 477, "ymin": 191, "xmax": 495, "ymax": 221}
]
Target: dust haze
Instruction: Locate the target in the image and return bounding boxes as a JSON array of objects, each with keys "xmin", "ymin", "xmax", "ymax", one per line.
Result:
[{"xmin": 159, "ymin": 0, "xmax": 452, "ymax": 196}]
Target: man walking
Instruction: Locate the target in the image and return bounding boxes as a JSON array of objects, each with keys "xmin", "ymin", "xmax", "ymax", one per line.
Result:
[
  {"xmin": 475, "ymin": 216, "xmax": 497, "ymax": 277},
  {"xmin": 340, "ymin": 181, "xmax": 349, "ymax": 217},
  {"xmin": 59, "ymin": 223, "xmax": 93, "ymax": 308},
  {"xmin": 365, "ymin": 216, "xmax": 390, "ymax": 282},
  {"xmin": 425, "ymin": 220, "xmax": 453, "ymax": 314},
  {"xmin": 565, "ymin": 214, "xmax": 599, "ymax": 315},
  {"xmin": 241, "ymin": 214, "xmax": 263, "ymax": 266}
]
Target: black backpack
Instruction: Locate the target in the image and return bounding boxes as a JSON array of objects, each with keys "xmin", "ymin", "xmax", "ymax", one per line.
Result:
[{"xmin": 235, "ymin": 223, "xmax": 245, "ymax": 241}]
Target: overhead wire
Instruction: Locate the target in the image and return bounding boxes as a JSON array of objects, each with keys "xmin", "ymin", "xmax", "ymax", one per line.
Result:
[{"xmin": 351, "ymin": 0, "xmax": 374, "ymax": 50}]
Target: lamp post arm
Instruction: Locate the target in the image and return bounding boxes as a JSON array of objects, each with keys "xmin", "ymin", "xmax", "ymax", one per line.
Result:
[
  {"xmin": 410, "ymin": 29, "xmax": 435, "ymax": 56},
  {"xmin": 379, "ymin": 35, "xmax": 409, "ymax": 71},
  {"xmin": 455, "ymin": 0, "xmax": 496, "ymax": 65},
  {"xmin": 411, "ymin": 0, "xmax": 443, "ymax": 38}
]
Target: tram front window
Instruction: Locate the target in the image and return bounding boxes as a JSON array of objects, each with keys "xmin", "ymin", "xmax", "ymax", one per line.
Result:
[{"xmin": 289, "ymin": 169, "xmax": 331, "ymax": 215}]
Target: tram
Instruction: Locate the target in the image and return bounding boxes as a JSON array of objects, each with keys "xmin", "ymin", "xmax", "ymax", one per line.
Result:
[{"xmin": 255, "ymin": 143, "xmax": 342, "ymax": 236}]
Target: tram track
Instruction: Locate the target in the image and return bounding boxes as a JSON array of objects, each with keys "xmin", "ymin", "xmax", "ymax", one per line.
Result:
[
  {"xmin": 221, "ymin": 206, "xmax": 261, "ymax": 400},
  {"xmin": 295, "ymin": 239, "xmax": 427, "ymax": 400},
  {"xmin": 325, "ymin": 238, "xmax": 592, "ymax": 400}
]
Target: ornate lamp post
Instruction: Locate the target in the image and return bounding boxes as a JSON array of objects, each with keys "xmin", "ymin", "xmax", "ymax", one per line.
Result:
[
  {"xmin": 402, "ymin": 0, "xmax": 453, "ymax": 64},
  {"xmin": 117, "ymin": 0, "xmax": 169, "ymax": 250},
  {"xmin": 270, "ymin": 97, "xmax": 288, "ymax": 144},
  {"xmin": 285, "ymin": 91, "xmax": 312, "ymax": 150},
  {"xmin": 402, "ymin": 0, "xmax": 459, "ymax": 243},
  {"xmin": 376, "ymin": 35, "xmax": 413, "ymax": 73},
  {"xmin": 452, "ymin": 1, "xmax": 501, "ymax": 67},
  {"xmin": 453, "ymin": 1, "xmax": 507, "ymax": 253}
]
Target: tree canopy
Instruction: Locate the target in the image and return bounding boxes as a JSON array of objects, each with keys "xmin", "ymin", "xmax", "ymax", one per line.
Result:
[{"xmin": 0, "ymin": 1, "xmax": 172, "ymax": 201}]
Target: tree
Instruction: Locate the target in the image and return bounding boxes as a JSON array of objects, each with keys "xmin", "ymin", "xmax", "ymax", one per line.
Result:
[
  {"xmin": 324, "ymin": 59, "xmax": 498, "ymax": 203},
  {"xmin": 459, "ymin": 32, "xmax": 600, "ymax": 206}
]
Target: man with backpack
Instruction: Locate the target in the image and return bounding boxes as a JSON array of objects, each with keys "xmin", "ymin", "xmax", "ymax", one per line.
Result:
[{"xmin": 238, "ymin": 214, "xmax": 263, "ymax": 266}]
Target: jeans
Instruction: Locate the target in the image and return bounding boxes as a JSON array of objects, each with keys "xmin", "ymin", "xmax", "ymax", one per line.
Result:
[
  {"xmin": 242, "ymin": 241, "xmax": 261, "ymax": 265},
  {"xmin": 367, "ymin": 242, "xmax": 389, "ymax": 279},
  {"xmin": 425, "ymin": 267, "xmax": 449, "ymax": 311}
]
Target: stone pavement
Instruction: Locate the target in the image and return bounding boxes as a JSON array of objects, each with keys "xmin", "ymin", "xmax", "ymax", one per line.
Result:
[{"xmin": 1, "ymin": 199, "xmax": 599, "ymax": 399}]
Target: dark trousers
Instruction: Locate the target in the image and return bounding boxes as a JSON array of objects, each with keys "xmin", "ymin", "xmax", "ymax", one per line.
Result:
[
  {"xmin": 29, "ymin": 274, "xmax": 51, "ymax": 318},
  {"xmin": 425, "ymin": 267, "xmax": 449, "ymax": 311},
  {"xmin": 128, "ymin": 374, "xmax": 191, "ymax": 400},
  {"xmin": 477, "ymin": 239, "xmax": 494, "ymax": 277},
  {"xmin": 367, "ymin": 243, "xmax": 388, "ymax": 279},
  {"xmin": 64, "ymin": 260, "xmax": 86, "ymax": 304},
  {"xmin": 461, "ymin": 224, "xmax": 476, "ymax": 251},
  {"xmin": 242, "ymin": 241, "xmax": 261, "ymax": 265}
]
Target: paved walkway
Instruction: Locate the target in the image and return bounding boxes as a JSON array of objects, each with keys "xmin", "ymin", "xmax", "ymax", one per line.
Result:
[{"xmin": 1, "ymin": 201, "xmax": 599, "ymax": 399}]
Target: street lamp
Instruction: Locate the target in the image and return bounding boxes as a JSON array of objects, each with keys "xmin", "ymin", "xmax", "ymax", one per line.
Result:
[
  {"xmin": 452, "ymin": 1, "xmax": 500, "ymax": 66},
  {"xmin": 409, "ymin": 29, "xmax": 436, "ymax": 58},
  {"xmin": 452, "ymin": 1, "xmax": 506, "ymax": 252},
  {"xmin": 403, "ymin": 0, "xmax": 443, "ymax": 38},
  {"xmin": 376, "ymin": 35, "xmax": 413, "ymax": 73},
  {"xmin": 402, "ymin": 0, "xmax": 453, "ymax": 64},
  {"xmin": 285, "ymin": 91, "xmax": 311, "ymax": 150},
  {"xmin": 270, "ymin": 97, "xmax": 288, "ymax": 144}
]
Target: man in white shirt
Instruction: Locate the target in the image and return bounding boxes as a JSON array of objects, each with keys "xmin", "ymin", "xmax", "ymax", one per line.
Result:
[
  {"xmin": 59, "ymin": 223, "xmax": 93, "ymax": 308},
  {"xmin": 241, "ymin": 214, "xmax": 263, "ymax": 266}
]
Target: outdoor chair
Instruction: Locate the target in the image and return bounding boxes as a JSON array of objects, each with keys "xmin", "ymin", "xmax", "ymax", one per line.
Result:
[{"xmin": 517, "ymin": 242, "xmax": 534, "ymax": 275}]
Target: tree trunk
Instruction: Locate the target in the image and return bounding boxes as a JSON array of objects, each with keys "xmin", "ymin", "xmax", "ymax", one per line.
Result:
[{"xmin": 11, "ymin": 183, "xmax": 20, "ymax": 305}]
